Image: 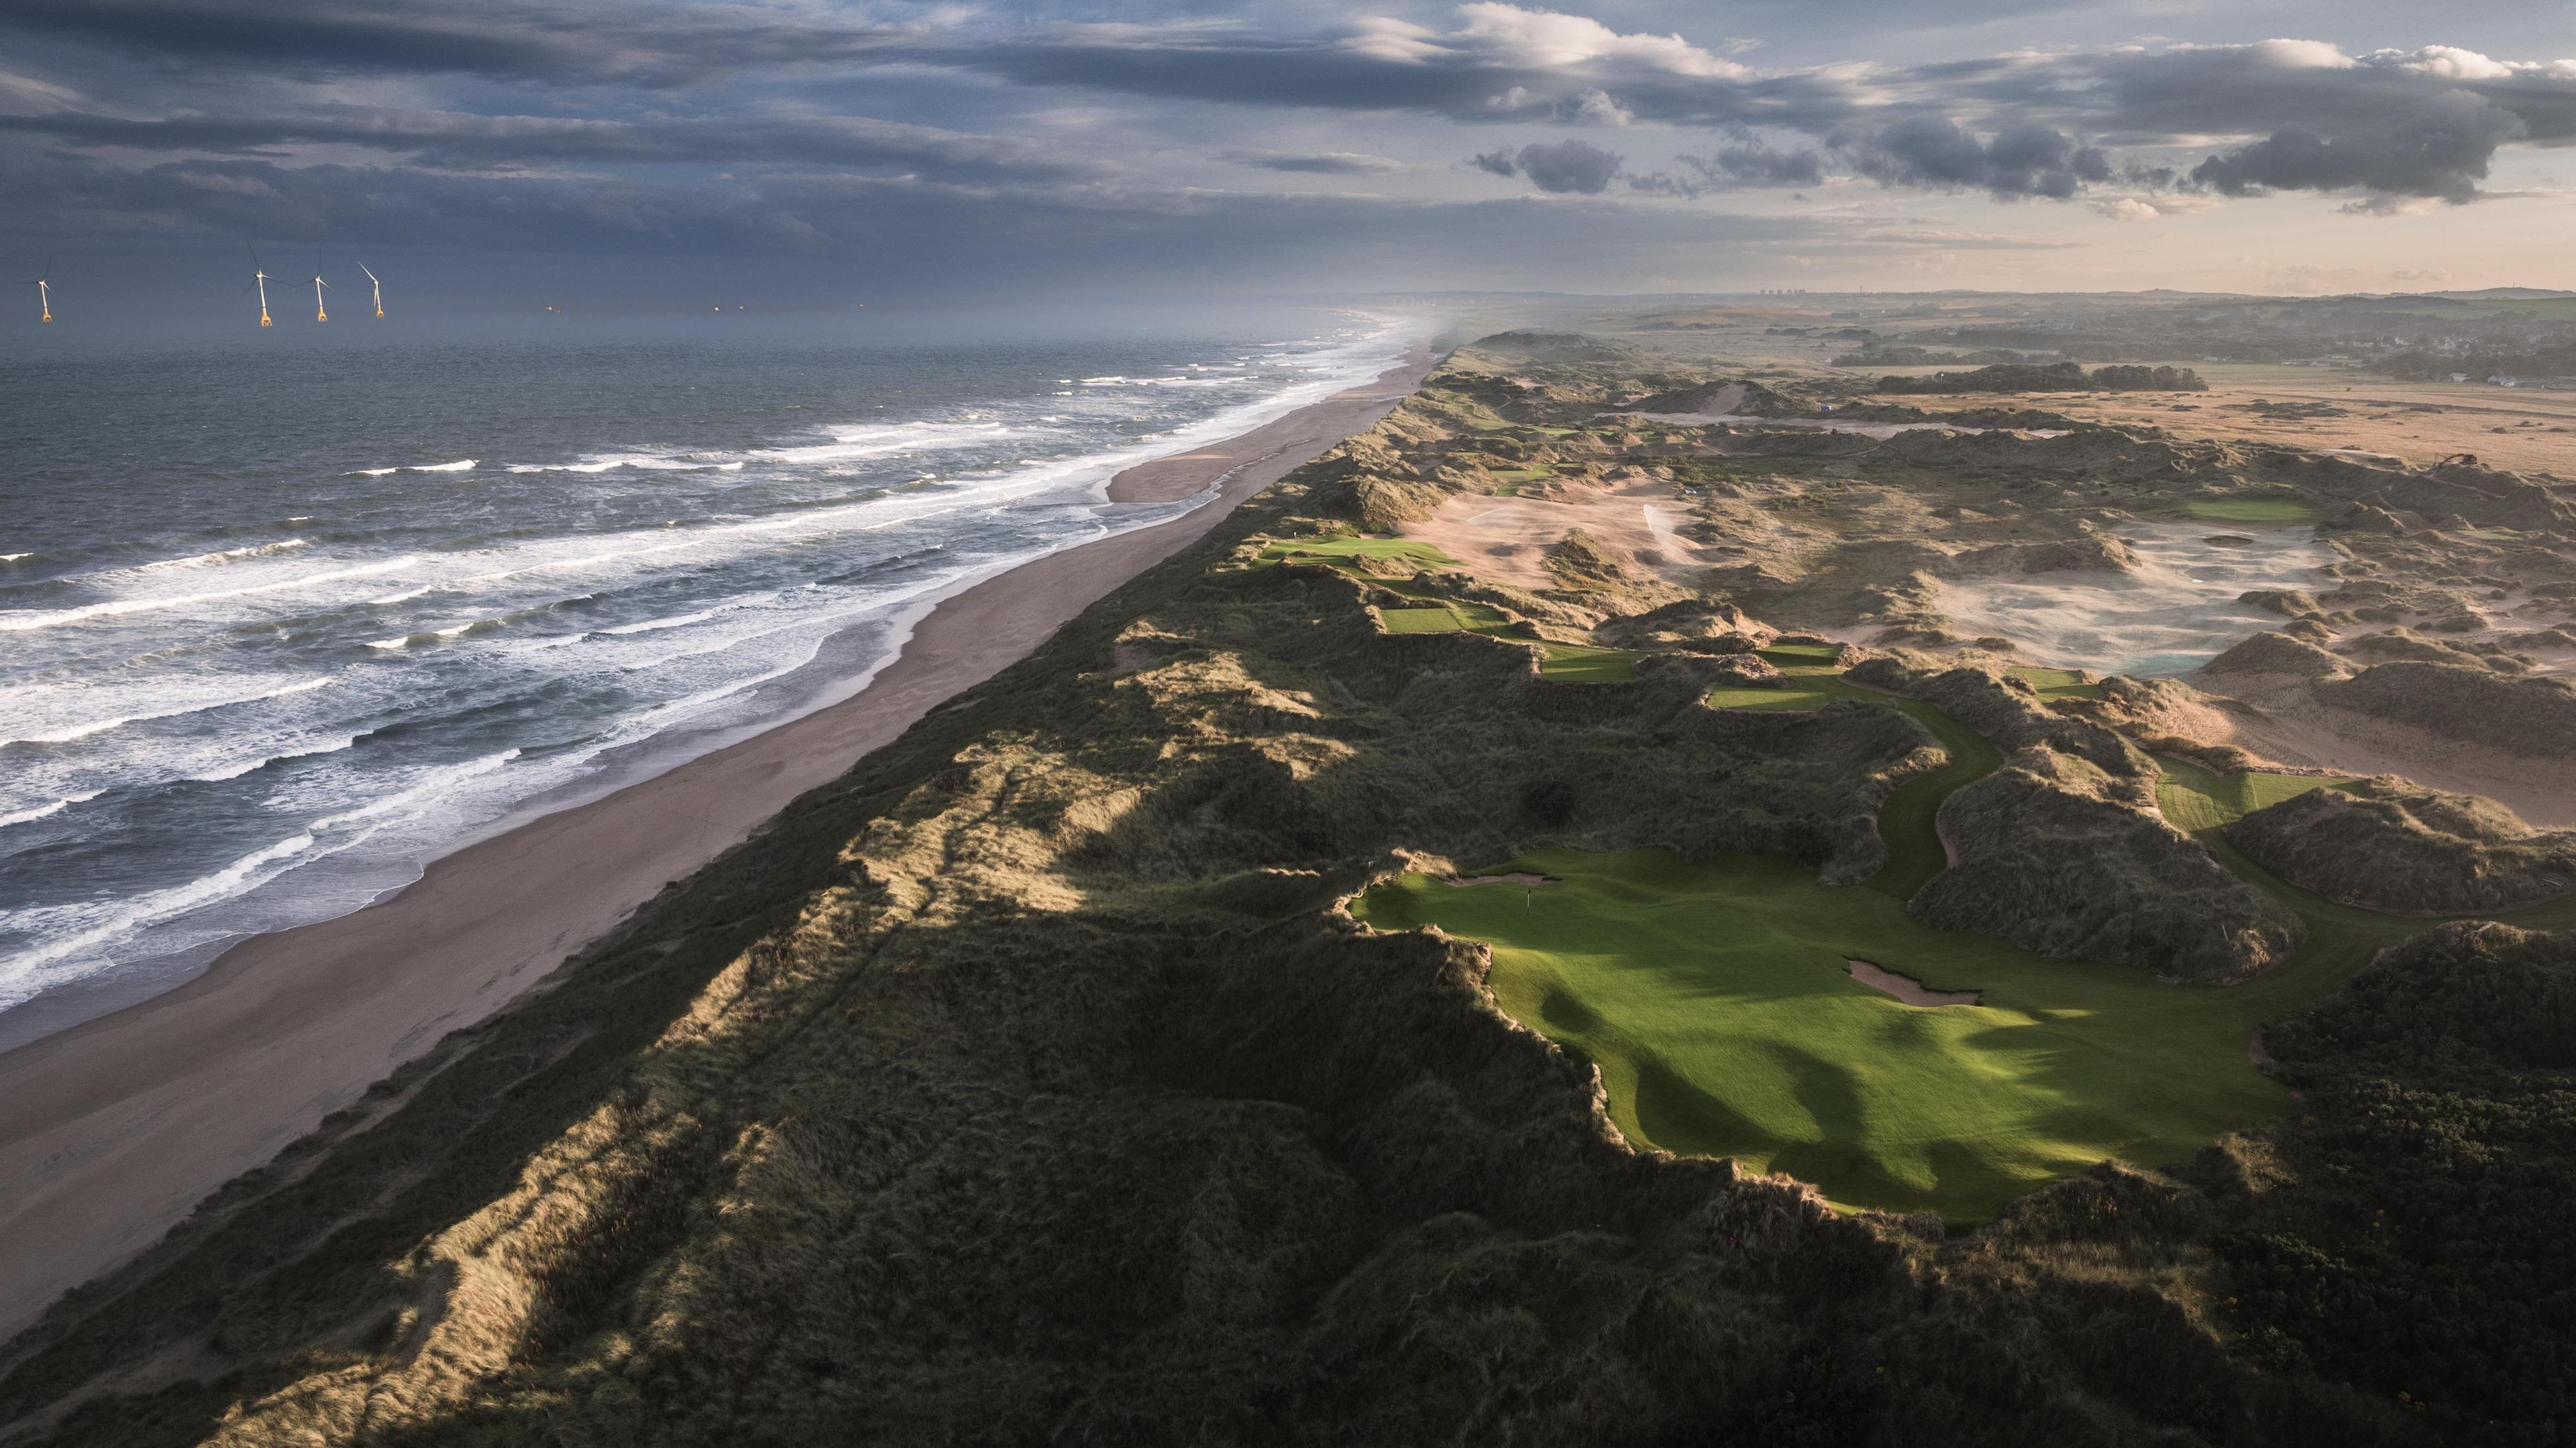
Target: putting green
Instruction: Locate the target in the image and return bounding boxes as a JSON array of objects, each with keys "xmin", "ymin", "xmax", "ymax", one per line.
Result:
[
  {"xmin": 2006, "ymin": 666, "xmax": 2105, "ymax": 703},
  {"xmin": 2180, "ymin": 498, "xmax": 2324, "ymax": 524},
  {"xmin": 1366, "ymin": 658, "xmax": 2576, "ymax": 1220}
]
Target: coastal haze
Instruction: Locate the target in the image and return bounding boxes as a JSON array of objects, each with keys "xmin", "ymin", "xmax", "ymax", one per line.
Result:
[{"xmin": 0, "ymin": 318, "xmax": 1410, "ymax": 1043}]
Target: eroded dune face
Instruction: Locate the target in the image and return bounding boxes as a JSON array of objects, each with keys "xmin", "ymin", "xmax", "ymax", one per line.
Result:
[{"xmin": 1937, "ymin": 522, "xmax": 2334, "ymax": 675}]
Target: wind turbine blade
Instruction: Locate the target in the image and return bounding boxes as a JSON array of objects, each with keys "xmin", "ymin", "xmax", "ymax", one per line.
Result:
[{"xmin": 360, "ymin": 264, "xmax": 378, "ymax": 284}]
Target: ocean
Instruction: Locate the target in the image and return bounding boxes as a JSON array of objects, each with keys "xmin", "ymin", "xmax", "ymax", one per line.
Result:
[{"xmin": 0, "ymin": 310, "xmax": 1407, "ymax": 1045}]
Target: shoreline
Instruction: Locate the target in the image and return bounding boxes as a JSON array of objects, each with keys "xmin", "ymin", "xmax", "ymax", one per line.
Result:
[{"xmin": 0, "ymin": 341, "xmax": 1435, "ymax": 1342}]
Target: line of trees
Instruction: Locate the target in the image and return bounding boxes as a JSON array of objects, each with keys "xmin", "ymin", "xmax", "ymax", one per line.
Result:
[{"xmin": 1877, "ymin": 361, "xmax": 2208, "ymax": 394}]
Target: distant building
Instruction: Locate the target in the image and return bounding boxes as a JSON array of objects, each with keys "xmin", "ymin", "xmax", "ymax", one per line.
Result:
[
  {"xmin": 2489, "ymin": 375, "xmax": 2522, "ymax": 387},
  {"xmin": 2451, "ymin": 372, "xmax": 2471, "ymax": 383}
]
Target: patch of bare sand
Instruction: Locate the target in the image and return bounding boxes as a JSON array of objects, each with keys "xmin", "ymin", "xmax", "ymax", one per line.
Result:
[
  {"xmin": 1402, "ymin": 474, "xmax": 1712, "ymax": 592},
  {"xmin": 2192, "ymin": 673, "xmax": 2576, "ymax": 828},
  {"xmin": 1847, "ymin": 959, "xmax": 1981, "ymax": 1007},
  {"xmin": 1872, "ymin": 363, "xmax": 2576, "ymax": 476}
]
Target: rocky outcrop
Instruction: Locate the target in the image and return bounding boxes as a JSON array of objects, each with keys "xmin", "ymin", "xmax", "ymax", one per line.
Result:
[{"xmin": 2226, "ymin": 780, "xmax": 2576, "ymax": 915}]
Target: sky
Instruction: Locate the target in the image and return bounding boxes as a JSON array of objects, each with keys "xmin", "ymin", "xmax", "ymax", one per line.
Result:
[{"xmin": 6, "ymin": 0, "xmax": 2576, "ymax": 319}]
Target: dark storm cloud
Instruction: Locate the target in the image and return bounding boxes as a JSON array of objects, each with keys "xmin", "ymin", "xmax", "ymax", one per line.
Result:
[
  {"xmin": 0, "ymin": 140, "xmax": 1839, "ymax": 292},
  {"xmin": 0, "ymin": 109, "xmax": 1091, "ymax": 181},
  {"xmin": 1846, "ymin": 119, "xmax": 2109, "ymax": 199},
  {"xmin": 2189, "ymin": 93, "xmax": 2528, "ymax": 202},
  {"xmin": 875, "ymin": 18, "xmax": 2576, "ymax": 207},
  {"xmin": 1477, "ymin": 137, "xmax": 1624, "ymax": 192},
  {"xmin": 0, "ymin": 0, "xmax": 910, "ymax": 82},
  {"xmin": 7, "ymin": 0, "xmax": 2576, "ymax": 296}
]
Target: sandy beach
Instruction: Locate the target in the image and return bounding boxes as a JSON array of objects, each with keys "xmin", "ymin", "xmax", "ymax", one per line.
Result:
[{"xmin": 0, "ymin": 342, "xmax": 1434, "ymax": 1342}]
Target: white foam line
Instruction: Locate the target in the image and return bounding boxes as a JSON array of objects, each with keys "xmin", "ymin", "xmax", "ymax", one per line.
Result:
[
  {"xmin": 0, "ymin": 790, "xmax": 103, "ymax": 830},
  {"xmin": 309, "ymin": 748, "xmax": 519, "ymax": 832},
  {"xmin": 131, "ymin": 539, "xmax": 309, "ymax": 573},
  {"xmin": 357, "ymin": 459, "xmax": 476, "ymax": 476},
  {"xmin": 0, "ymin": 677, "xmax": 332, "ymax": 747},
  {"xmin": 0, "ymin": 832, "xmax": 321, "ymax": 1004},
  {"xmin": 0, "ymin": 557, "xmax": 423, "ymax": 632},
  {"xmin": 186, "ymin": 733, "xmax": 362, "ymax": 783}
]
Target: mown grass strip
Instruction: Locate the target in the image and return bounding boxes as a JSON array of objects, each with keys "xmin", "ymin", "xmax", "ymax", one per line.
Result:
[{"xmin": 2181, "ymin": 498, "xmax": 2324, "ymax": 524}]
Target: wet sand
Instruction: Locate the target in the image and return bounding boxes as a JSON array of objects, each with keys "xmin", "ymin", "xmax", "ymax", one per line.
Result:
[{"xmin": 0, "ymin": 343, "xmax": 1435, "ymax": 1341}]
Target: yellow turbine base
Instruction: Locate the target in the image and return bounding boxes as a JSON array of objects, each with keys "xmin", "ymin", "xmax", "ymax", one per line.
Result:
[
  {"xmin": 260, "ymin": 313, "xmax": 272, "ymax": 327},
  {"xmin": 316, "ymin": 309, "xmax": 327, "ymax": 322}
]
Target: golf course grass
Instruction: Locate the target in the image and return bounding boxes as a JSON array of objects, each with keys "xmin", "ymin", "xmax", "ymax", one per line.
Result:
[
  {"xmin": 2006, "ymin": 666, "xmax": 2105, "ymax": 703},
  {"xmin": 2154, "ymin": 755, "xmax": 2360, "ymax": 833},
  {"xmin": 1260, "ymin": 535, "xmax": 1646, "ymax": 681},
  {"xmin": 1355, "ymin": 850, "xmax": 2294, "ymax": 1220},
  {"xmin": 1362, "ymin": 653, "xmax": 2576, "ymax": 1221},
  {"xmin": 2180, "ymin": 498, "xmax": 2325, "ymax": 524}
]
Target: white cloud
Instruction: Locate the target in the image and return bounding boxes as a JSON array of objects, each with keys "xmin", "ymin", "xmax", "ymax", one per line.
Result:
[
  {"xmin": 1449, "ymin": 4, "xmax": 1750, "ymax": 78},
  {"xmin": 2093, "ymin": 197, "xmax": 2158, "ymax": 221},
  {"xmin": 1344, "ymin": 17, "xmax": 1442, "ymax": 64},
  {"xmin": 2244, "ymin": 39, "xmax": 2358, "ymax": 71}
]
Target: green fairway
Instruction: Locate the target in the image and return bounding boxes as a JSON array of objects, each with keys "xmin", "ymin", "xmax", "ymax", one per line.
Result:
[
  {"xmin": 2155, "ymin": 755, "xmax": 2360, "ymax": 832},
  {"xmin": 1259, "ymin": 537, "xmax": 1460, "ymax": 567},
  {"xmin": 2006, "ymin": 666, "xmax": 2105, "ymax": 702},
  {"xmin": 1355, "ymin": 850, "xmax": 2298, "ymax": 1220},
  {"xmin": 2180, "ymin": 498, "xmax": 2324, "ymax": 524},
  {"xmin": 1708, "ymin": 653, "xmax": 2002, "ymax": 899},
  {"xmin": 1378, "ymin": 607, "xmax": 1470, "ymax": 634},
  {"xmin": 1362, "ymin": 655, "xmax": 2576, "ymax": 1220}
]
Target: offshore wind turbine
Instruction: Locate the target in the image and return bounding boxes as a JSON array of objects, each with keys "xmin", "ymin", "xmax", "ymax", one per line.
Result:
[
  {"xmin": 32, "ymin": 258, "xmax": 50, "ymax": 323},
  {"xmin": 360, "ymin": 264, "xmax": 383, "ymax": 318},
  {"xmin": 310, "ymin": 272, "xmax": 328, "ymax": 322},
  {"xmin": 249, "ymin": 245, "xmax": 273, "ymax": 327}
]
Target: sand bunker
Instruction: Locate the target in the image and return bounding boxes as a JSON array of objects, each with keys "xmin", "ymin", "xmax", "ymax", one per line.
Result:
[
  {"xmin": 1846, "ymin": 959, "xmax": 1981, "ymax": 1007},
  {"xmin": 1939, "ymin": 521, "xmax": 2333, "ymax": 677},
  {"xmin": 1405, "ymin": 476, "xmax": 1709, "ymax": 592}
]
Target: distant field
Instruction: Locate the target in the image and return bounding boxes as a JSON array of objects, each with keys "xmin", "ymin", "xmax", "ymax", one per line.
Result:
[
  {"xmin": 1882, "ymin": 364, "xmax": 2576, "ymax": 476},
  {"xmin": 2180, "ymin": 498, "xmax": 2325, "ymax": 525},
  {"xmin": 1356, "ymin": 850, "xmax": 2292, "ymax": 1221}
]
